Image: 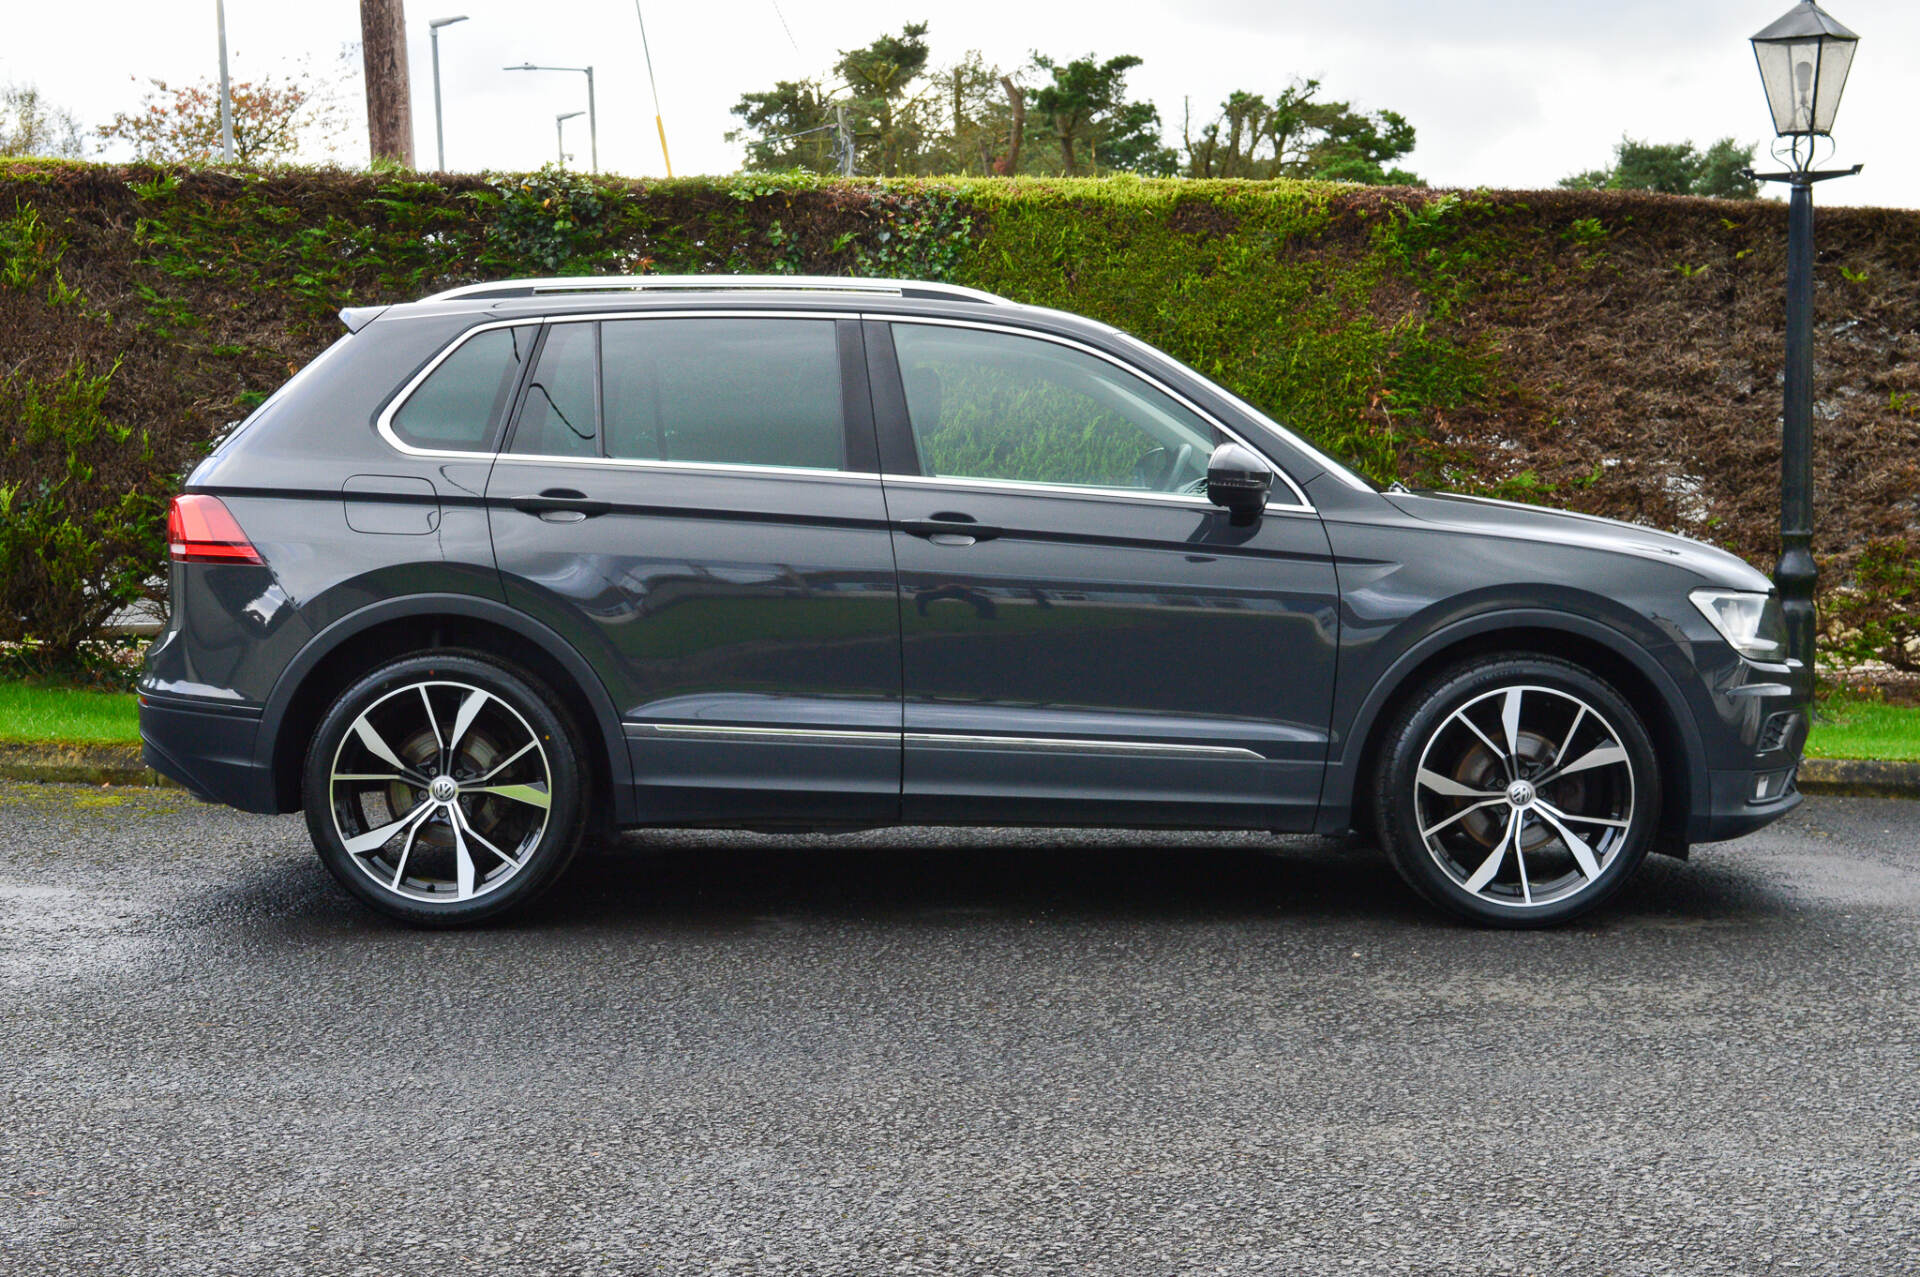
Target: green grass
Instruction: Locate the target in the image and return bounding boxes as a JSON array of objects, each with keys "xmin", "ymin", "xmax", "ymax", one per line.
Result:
[
  {"xmin": 0, "ymin": 677, "xmax": 1916, "ymax": 763},
  {"xmin": 0, "ymin": 680, "xmax": 139, "ymax": 745},
  {"xmin": 1807, "ymin": 696, "xmax": 1920, "ymax": 762}
]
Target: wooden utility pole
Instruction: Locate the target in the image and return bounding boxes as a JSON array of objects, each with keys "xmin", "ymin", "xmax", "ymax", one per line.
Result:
[{"xmin": 359, "ymin": 0, "xmax": 415, "ymax": 167}]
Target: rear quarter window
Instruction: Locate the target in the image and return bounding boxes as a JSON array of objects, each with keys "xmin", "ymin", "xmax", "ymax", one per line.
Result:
[{"xmin": 388, "ymin": 325, "xmax": 534, "ymax": 451}]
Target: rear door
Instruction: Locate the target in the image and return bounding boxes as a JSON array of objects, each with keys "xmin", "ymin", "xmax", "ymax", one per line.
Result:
[
  {"xmin": 869, "ymin": 318, "xmax": 1339, "ymax": 831},
  {"xmin": 484, "ymin": 312, "xmax": 902, "ymax": 825}
]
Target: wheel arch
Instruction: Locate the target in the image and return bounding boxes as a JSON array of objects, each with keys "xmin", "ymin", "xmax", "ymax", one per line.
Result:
[
  {"xmin": 255, "ymin": 594, "xmax": 634, "ymax": 823},
  {"xmin": 1328, "ymin": 610, "xmax": 1705, "ymax": 846}
]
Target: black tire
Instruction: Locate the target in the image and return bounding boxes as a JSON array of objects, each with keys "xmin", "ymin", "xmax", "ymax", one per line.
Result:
[
  {"xmin": 1371, "ymin": 653, "xmax": 1661, "ymax": 928},
  {"xmin": 303, "ymin": 650, "xmax": 588, "ymax": 926}
]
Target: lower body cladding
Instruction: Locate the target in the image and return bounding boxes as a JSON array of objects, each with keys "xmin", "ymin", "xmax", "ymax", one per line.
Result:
[
  {"xmin": 138, "ymin": 693, "xmax": 269, "ymax": 810},
  {"xmin": 624, "ymin": 720, "xmax": 1319, "ymax": 830}
]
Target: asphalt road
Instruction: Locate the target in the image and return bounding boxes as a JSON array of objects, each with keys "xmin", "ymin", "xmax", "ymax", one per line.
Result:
[{"xmin": 1, "ymin": 782, "xmax": 1916, "ymax": 1276}]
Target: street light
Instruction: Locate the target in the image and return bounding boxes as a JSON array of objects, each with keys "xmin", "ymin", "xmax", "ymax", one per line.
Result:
[
  {"xmin": 428, "ymin": 16, "xmax": 468, "ymax": 172},
  {"xmin": 555, "ymin": 111, "xmax": 585, "ymax": 170},
  {"xmin": 509, "ymin": 63, "xmax": 597, "ymax": 173},
  {"xmin": 214, "ymin": 0, "xmax": 234, "ymax": 162},
  {"xmin": 1744, "ymin": 1, "xmax": 1862, "ymax": 670}
]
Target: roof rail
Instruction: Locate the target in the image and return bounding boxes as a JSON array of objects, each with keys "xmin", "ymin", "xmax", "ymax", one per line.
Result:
[{"xmin": 422, "ymin": 274, "xmax": 1011, "ymax": 306}]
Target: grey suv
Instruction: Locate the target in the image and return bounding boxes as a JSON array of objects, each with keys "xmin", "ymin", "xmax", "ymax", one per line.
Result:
[{"xmin": 139, "ymin": 275, "xmax": 1809, "ymax": 927}]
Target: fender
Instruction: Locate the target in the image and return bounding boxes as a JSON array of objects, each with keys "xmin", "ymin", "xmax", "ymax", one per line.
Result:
[
  {"xmin": 252, "ymin": 592, "xmax": 636, "ymax": 823},
  {"xmin": 1314, "ymin": 607, "xmax": 1708, "ymax": 836}
]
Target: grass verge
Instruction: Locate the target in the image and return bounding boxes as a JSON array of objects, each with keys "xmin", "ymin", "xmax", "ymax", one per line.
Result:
[
  {"xmin": 0, "ymin": 680, "xmax": 140, "ymax": 745},
  {"xmin": 1806, "ymin": 695, "xmax": 1920, "ymax": 762}
]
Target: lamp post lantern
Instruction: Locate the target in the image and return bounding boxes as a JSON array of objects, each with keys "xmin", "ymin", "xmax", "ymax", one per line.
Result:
[
  {"xmin": 510, "ymin": 63, "xmax": 597, "ymax": 173},
  {"xmin": 555, "ymin": 110, "xmax": 585, "ymax": 169},
  {"xmin": 1744, "ymin": 0, "xmax": 1861, "ymax": 672},
  {"xmin": 428, "ymin": 16, "xmax": 468, "ymax": 172}
]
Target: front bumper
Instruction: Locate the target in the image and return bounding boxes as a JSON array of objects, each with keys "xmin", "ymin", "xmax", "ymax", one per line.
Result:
[
  {"xmin": 138, "ymin": 692, "xmax": 275, "ymax": 812},
  {"xmin": 1685, "ymin": 658, "xmax": 1811, "ymax": 844}
]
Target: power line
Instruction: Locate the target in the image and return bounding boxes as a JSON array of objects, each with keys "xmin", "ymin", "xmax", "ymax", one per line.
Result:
[{"xmin": 769, "ymin": 0, "xmax": 801, "ymax": 55}]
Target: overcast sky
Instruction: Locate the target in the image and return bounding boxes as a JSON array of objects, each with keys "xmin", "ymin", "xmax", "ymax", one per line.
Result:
[{"xmin": 6, "ymin": 1, "xmax": 1915, "ymax": 206}]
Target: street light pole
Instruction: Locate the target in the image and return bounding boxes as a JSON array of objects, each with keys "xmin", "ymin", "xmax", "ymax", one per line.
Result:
[
  {"xmin": 556, "ymin": 111, "xmax": 584, "ymax": 169},
  {"xmin": 508, "ymin": 64, "xmax": 597, "ymax": 173},
  {"xmin": 428, "ymin": 16, "xmax": 468, "ymax": 172},
  {"xmin": 1744, "ymin": 0, "xmax": 1862, "ymax": 670},
  {"xmin": 214, "ymin": 0, "xmax": 235, "ymax": 162}
]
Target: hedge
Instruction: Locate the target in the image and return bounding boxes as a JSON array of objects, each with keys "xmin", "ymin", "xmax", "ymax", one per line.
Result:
[{"xmin": 1, "ymin": 160, "xmax": 1915, "ymax": 672}]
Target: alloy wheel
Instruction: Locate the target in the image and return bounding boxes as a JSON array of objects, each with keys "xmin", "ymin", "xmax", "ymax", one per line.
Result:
[
  {"xmin": 1411, "ymin": 683, "xmax": 1637, "ymax": 911},
  {"xmin": 326, "ymin": 680, "xmax": 552, "ymax": 903}
]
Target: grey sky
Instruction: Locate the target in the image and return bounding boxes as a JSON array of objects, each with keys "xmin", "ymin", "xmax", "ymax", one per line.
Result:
[{"xmin": 6, "ymin": 1, "xmax": 1914, "ymax": 205}]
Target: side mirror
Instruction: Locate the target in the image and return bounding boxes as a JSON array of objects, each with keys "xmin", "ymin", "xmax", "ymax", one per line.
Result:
[{"xmin": 1206, "ymin": 442, "xmax": 1273, "ymax": 526}]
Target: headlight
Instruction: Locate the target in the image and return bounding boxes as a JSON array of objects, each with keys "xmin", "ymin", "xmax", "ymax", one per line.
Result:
[{"xmin": 1690, "ymin": 589, "xmax": 1787, "ymax": 661}]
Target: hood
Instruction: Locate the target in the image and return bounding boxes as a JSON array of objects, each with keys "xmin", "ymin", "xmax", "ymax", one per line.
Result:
[{"xmin": 1386, "ymin": 490, "xmax": 1773, "ymax": 592}]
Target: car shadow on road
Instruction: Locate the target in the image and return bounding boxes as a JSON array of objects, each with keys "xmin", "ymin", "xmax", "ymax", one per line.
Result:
[{"xmin": 465, "ymin": 829, "xmax": 1794, "ymax": 934}]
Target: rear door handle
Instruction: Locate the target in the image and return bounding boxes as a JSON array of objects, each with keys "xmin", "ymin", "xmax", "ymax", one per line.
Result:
[
  {"xmin": 507, "ymin": 489, "xmax": 610, "ymax": 519},
  {"xmin": 899, "ymin": 518, "xmax": 1001, "ymax": 544}
]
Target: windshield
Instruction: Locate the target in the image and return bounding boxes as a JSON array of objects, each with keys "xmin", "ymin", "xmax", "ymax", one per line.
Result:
[{"xmin": 1105, "ymin": 329, "xmax": 1382, "ymax": 493}]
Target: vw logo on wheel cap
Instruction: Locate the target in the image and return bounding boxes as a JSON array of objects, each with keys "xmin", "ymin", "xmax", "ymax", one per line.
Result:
[
  {"xmin": 1506, "ymin": 779, "xmax": 1537, "ymax": 808},
  {"xmin": 430, "ymin": 775, "xmax": 458, "ymax": 803}
]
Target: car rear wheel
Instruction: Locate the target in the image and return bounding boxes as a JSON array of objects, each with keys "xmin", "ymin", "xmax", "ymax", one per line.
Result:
[
  {"xmin": 303, "ymin": 651, "xmax": 586, "ymax": 926},
  {"xmin": 1372, "ymin": 654, "xmax": 1661, "ymax": 927}
]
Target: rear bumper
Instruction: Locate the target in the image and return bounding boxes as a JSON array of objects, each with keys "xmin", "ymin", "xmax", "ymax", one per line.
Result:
[{"xmin": 138, "ymin": 694, "xmax": 276, "ymax": 812}]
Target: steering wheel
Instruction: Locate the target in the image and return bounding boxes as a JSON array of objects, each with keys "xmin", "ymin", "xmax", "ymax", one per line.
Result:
[{"xmin": 1160, "ymin": 443, "xmax": 1195, "ymax": 492}]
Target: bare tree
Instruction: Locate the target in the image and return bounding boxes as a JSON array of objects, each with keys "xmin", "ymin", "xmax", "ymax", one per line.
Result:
[{"xmin": 1, "ymin": 82, "xmax": 84, "ymax": 158}]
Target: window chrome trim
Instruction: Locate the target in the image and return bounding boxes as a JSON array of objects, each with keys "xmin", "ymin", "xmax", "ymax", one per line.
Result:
[
  {"xmin": 374, "ymin": 310, "xmax": 863, "ymax": 469},
  {"xmin": 870, "ymin": 313, "xmax": 1315, "ymax": 513}
]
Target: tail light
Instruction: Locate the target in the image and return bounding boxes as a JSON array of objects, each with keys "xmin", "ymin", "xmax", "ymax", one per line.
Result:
[{"xmin": 168, "ymin": 494, "xmax": 263, "ymax": 565}]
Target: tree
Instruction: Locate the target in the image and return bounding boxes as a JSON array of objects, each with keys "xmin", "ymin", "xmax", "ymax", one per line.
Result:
[
  {"xmin": 96, "ymin": 70, "xmax": 345, "ymax": 164},
  {"xmin": 1, "ymin": 82, "xmax": 83, "ymax": 158},
  {"xmin": 728, "ymin": 79, "xmax": 841, "ymax": 172},
  {"xmin": 728, "ymin": 23, "xmax": 942, "ymax": 177},
  {"xmin": 1558, "ymin": 136, "xmax": 1758, "ymax": 199},
  {"xmin": 835, "ymin": 22, "xmax": 934, "ymax": 176},
  {"xmin": 728, "ymin": 26, "xmax": 1172, "ymax": 178},
  {"xmin": 1029, "ymin": 53, "xmax": 1174, "ymax": 177},
  {"xmin": 1181, "ymin": 79, "xmax": 1420, "ymax": 185}
]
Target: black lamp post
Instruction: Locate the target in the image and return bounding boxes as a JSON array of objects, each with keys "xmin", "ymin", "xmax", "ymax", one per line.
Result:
[{"xmin": 1744, "ymin": 1, "xmax": 1861, "ymax": 670}]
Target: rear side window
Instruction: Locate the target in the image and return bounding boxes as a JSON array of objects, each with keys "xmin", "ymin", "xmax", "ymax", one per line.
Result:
[
  {"xmin": 389, "ymin": 325, "xmax": 532, "ymax": 451},
  {"xmin": 512, "ymin": 322, "xmax": 599, "ymax": 458},
  {"xmin": 600, "ymin": 318, "xmax": 845, "ymax": 471}
]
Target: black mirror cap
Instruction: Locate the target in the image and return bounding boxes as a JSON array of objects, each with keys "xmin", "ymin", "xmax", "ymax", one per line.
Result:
[{"xmin": 1207, "ymin": 442, "xmax": 1273, "ymax": 526}]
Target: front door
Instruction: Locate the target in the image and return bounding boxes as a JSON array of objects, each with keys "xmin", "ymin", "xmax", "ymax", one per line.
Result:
[
  {"xmin": 486, "ymin": 313, "xmax": 901, "ymax": 825},
  {"xmin": 869, "ymin": 319, "xmax": 1338, "ymax": 830}
]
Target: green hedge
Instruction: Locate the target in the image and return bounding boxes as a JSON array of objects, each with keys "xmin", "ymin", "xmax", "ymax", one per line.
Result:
[{"xmin": 1, "ymin": 161, "xmax": 1915, "ymax": 672}]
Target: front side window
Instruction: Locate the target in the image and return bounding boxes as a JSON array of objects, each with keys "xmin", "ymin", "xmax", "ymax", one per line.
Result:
[
  {"xmin": 600, "ymin": 318, "xmax": 845, "ymax": 471},
  {"xmin": 389, "ymin": 325, "xmax": 533, "ymax": 451},
  {"xmin": 891, "ymin": 323, "xmax": 1220, "ymax": 494}
]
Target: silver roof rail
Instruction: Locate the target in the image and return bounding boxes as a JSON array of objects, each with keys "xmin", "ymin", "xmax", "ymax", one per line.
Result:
[{"xmin": 422, "ymin": 274, "xmax": 1012, "ymax": 306}]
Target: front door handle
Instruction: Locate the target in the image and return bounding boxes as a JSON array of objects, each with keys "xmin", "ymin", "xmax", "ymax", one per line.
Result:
[
  {"xmin": 899, "ymin": 518, "xmax": 1001, "ymax": 544},
  {"xmin": 507, "ymin": 489, "xmax": 610, "ymax": 518}
]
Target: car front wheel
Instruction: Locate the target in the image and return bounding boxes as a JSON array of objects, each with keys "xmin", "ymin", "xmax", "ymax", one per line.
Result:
[
  {"xmin": 1373, "ymin": 654, "xmax": 1661, "ymax": 927},
  {"xmin": 303, "ymin": 651, "xmax": 586, "ymax": 926}
]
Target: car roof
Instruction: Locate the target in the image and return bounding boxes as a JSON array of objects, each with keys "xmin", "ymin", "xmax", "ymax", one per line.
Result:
[{"xmin": 340, "ymin": 275, "xmax": 1111, "ymax": 342}]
